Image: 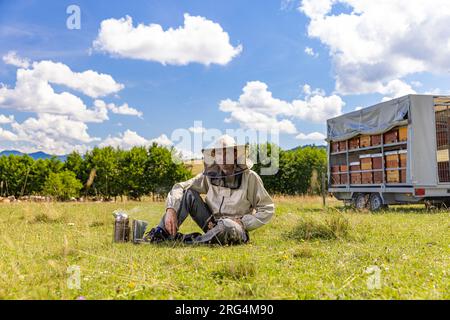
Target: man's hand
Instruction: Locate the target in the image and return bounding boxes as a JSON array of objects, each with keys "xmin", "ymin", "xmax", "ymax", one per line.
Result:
[{"xmin": 164, "ymin": 208, "xmax": 178, "ymax": 236}]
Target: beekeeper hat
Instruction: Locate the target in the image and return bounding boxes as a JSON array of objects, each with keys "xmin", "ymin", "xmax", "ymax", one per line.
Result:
[{"xmin": 202, "ymin": 135, "xmax": 253, "ymax": 169}]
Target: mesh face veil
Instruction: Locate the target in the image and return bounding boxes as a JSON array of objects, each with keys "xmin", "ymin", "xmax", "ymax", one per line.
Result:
[{"xmin": 202, "ymin": 144, "xmax": 252, "ymax": 189}]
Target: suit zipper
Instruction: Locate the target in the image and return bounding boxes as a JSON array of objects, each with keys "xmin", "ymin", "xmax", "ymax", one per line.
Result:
[{"xmin": 218, "ymin": 196, "xmax": 225, "ymax": 215}]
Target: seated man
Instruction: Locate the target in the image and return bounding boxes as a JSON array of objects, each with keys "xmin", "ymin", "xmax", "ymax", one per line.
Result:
[{"xmin": 144, "ymin": 135, "xmax": 275, "ymax": 245}]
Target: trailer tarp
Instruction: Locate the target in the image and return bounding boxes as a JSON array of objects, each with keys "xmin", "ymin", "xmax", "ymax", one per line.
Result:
[{"xmin": 327, "ymin": 95, "xmax": 410, "ymax": 141}]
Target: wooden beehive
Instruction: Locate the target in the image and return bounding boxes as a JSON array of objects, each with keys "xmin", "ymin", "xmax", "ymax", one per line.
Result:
[
  {"xmin": 331, "ymin": 142, "xmax": 340, "ymax": 153},
  {"xmin": 331, "ymin": 173, "xmax": 340, "ymax": 185},
  {"xmin": 373, "ymin": 171, "xmax": 383, "ymax": 184},
  {"xmin": 359, "ymin": 154, "xmax": 372, "ymax": 170},
  {"xmin": 331, "ymin": 165, "xmax": 340, "ymax": 173},
  {"xmin": 339, "ymin": 141, "xmax": 347, "ymax": 151},
  {"xmin": 371, "ymin": 153, "xmax": 383, "ymax": 169},
  {"xmin": 371, "ymin": 134, "xmax": 382, "ymax": 146},
  {"xmin": 384, "ymin": 129, "xmax": 398, "ymax": 144},
  {"xmin": 349, "ymin": 137, "xmax": 360, "ymax": 150},
  {"xmin": 398, "ymin": 126, "xmax": 407, "ymax": 142},
  {"xmin": 339, "ymin": 164, "xmax": 348, "ymax": 172},
  {"xmin": 386, "ymin": 170, "xmax": 400, "ymax": 183},
  {"xmin": 385, "ymin": 151, "xmax": 399, "ymax": 168},
  {"xmin": 360, "ymin": 135, "xmax": 371, "ymax": 147},
  {"xmin": 350, "ymin": 161, "xmax": 360, "ymax": 171},
  {"xmin": 398, "ymin": 150, "xmax": 407, "ymax": 168},
  {"xmin": 361, "ymin": 172, "xmax": 373, "ymax": 184},
  {"xmin": 351, "ymin": 173, "xmax": 361, "ymax": 184},
  {"xmin": 340, "ymin": 173, "xmax": 349, "ymax": 184},
  {"xmin": 400, "ymin": 169, "xmax": 406, "ymax": 183}
]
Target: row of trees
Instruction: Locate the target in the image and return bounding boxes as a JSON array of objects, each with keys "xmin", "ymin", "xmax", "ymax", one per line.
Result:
[
  {"xmin": 0, "ymin": 144, "xmax": 326, "ymax": 201},
  {"xmin": 0, "ymin": 144, "xmax": 191, "ymax": 201},
  {"xmin": 253, "ymin": 145, "xmax": 327, "ymax": 195}
]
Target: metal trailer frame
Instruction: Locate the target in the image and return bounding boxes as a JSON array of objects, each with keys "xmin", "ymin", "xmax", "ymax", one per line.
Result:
[{"xmin": 327, "ymin": 94, "xmax": 450, "ymax": 209}]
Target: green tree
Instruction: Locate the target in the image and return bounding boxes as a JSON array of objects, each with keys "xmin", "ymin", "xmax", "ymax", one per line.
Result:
[{"xmin": 43, "ymin": 170, "xmax": 83, "ymax": 201}]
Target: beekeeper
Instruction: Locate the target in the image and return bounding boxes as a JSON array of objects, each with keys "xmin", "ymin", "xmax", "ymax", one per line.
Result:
[{"xmin": 144, "ymin": 135, "xmax": 274, "ymax": 245}]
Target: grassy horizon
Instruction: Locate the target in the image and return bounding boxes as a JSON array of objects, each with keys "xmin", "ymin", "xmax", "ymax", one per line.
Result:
[{"xmin": 0, "ymin": 197, "xmax": 448, "ymax": 299}]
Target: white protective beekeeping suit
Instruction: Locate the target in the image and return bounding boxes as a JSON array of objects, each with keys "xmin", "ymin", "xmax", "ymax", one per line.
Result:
[{"xmin": 165, "ymin": 135, "xmax": 275, "ymax": 231}]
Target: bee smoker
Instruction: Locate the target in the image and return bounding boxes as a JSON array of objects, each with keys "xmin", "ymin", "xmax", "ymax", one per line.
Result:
[{"xmin": 113, "ymin": 211, "xmax": 130, "ymax": 242}]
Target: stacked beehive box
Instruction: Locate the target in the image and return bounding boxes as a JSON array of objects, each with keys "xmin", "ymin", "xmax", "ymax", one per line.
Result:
[
  {"xmin": 385, "ymin": 151, "xmax": 400, "ymax": 183},
  {"xmin": 398, "ymin": 126, "xmax": 407, "ymax": 142},
  {"xmin": 359, "ymin": 154, "xmax": 373, "ymax": 184},
  {"xmin": 398, "ymin": 150, "xmax": 407, "ymax": 183},
  {"xmin": 360, "ymin": 135, "xmax": 371, "ymax": 148},
  {"xmin": 340, "ymin": 164, "xmax": 348, "ymax": 184},
  {"xmin": 372, "ymin": 153, "xmax": 383, "ymax": 183},
  {"xmin": 330, "ymin": 125, "xmax": 408, "ymax": 186},
  {"xmin": 349, "ymin": 137, "xmax": 360, "ymax": 150},
  {"xmin": 371, "ymin": 134, "xmax": 382, "ymax": 146},
  {"xmin": 350, "ymin": 161, "xmax": 361, "ymax": 184},
  {"xmin": 331, "ymin": 165, "xmax": 340, "ymax": 185},
  {"xmin": 384, "ymin": 128, "xmax": 398, "ymax": 144}
]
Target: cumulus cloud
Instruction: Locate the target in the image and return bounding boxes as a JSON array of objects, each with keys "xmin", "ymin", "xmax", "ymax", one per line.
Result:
[
  {"xmin": 0, "ymin": 114, "xmax": 14, "ymax": 124},
  {"xmin": 379, "ymin": 79, "xmax": 416, "ymax": 101},
  {"xmin": 300, "ymin": 0, "xmax": 450, "ymax": 95},
  {"xmin": 2, "ymin": 51, "xmax": 30, "ymax": 68},
  {"xmin": 99, "ymin": 130, "xmax": 149, "ymax": 149},
  {"xmin": 150, "ymin": 134, "xmax": 173, "ymax": 146},
  {"xmin": 295, "ymin": 131, "xmax": 326, "ymax": 143},
  {"xmin": 95, "ymin": 100, "xmax": 143, "ymax": 117},
  {"xmin": 219, "ymin": 81, "xmax": 344, "ymax": 133},
  {"xmin": 0, "ymin": 127, "xmax": 18, "ymax": 141},
  {"xmin": 93, "ymin": 13, "xmax": 242, "ymax": 66},
  {"xmin": 99, "ymin": 131, "xmax": 173, "ymax": 151},
  {"xmin": 0, "ymin": 57, "xmax": 127, "ymax": 122},
  {"xmin": 0, "ymin": 54, "xmax": 142, "ymax": 154}
]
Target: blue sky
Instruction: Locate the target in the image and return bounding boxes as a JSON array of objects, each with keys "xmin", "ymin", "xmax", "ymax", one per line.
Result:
[{"xmin": 1, "ymin": 0, "xmax": 450, "ymax": 156}]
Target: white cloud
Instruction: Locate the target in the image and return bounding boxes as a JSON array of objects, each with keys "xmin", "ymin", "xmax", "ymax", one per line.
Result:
[
  {"xmin": 99, "ymin": 131, "xmax": 173, "ymax": 151},
  {"xmin": 304, "ymin": 46, "xmax": 318, "ymax": 57},
  {"xmin": 0, "ymin": 58, "xmax": 127, "ymax": 122},
  {"xmin": 2, "ymin": 51, "xmax": 30, "ymax": 68},
  {"xmin": 26, "ymin": 60, "xmax": 123, "ymax": 98},
  {"xmin": 93, "ymin": 13, "xmax": 242, "ymax": 66},
  {"xmin": 0, "ymin": 114, "xmax": 14, "ymax": 124},
  {"xmin": 295, "ymin": 131, "xmax": 326, "ymax": 143},
  {"xmin": 300, "ymin": 0, "xmax": 450, "ymax": 95},
  {"xmin": 0, "ymin": 127, "xmax": 17, "ymax": 141},
  {"xmin": 0, "ymin": 55, "xmax": 141, "ymax": 154},
  {"xmin": 219, "ymin": 81, "xmax": 344, "ymax": 133},
  {"xmin": 99, "ymin": 129, "xmax": 149, "ymax": 149},
  {"xmin": 379, "ymin": 79, "xmax": 416, "ymax": 101},
  {"xmin": 96, "ymin": 100, "xmax": 143, "ymax": 117},
  {"xmin": 150, "ymin": 134, "xmax": 173, "ymax": 146}
]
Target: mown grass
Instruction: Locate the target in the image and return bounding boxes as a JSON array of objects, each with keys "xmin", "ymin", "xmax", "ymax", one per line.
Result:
[{"xmin": 0, "ymin": 197, "xmax": 448, "ymax": 300}]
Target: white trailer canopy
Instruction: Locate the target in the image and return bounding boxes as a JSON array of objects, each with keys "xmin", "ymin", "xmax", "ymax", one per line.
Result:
[
  {"xmin": 327, "ymin": 95, "xmax": 410, "ymax": 142},
  {"xmin": 327, "ymin": 95, "xmax": 439, "ymax": 186}
]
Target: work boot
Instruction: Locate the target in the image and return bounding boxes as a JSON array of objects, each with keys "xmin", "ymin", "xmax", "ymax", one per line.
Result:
[{"xmin": 142, "ymin": 226, "xmax": 170, "ymax": 243}]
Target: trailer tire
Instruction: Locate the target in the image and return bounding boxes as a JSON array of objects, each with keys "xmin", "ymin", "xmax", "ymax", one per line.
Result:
[
  {"xmin": 369, "ymin": 193, "xmax": 384, "ymax": 212},
  {"xmin": 354, "ymin": 193, "xmax": 368, "ymax": 210}
]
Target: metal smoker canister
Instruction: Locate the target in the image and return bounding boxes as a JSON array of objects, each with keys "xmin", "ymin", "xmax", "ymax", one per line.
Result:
[{"xmin": 113, "ymin": 211, "xmax": 130, "ymax": 242}]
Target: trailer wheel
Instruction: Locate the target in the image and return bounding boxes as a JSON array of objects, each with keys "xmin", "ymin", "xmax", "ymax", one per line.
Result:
[
  {"xmin": 354, "ymin": 193, "xmax": 368, "ymax": 210},
  {"xmin": 369, "ymin": 193, "xmax": 384, "ymax": 211}
]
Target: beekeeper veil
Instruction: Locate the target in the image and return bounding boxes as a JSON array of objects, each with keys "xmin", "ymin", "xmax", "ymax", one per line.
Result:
[{"xmin": 202, "ymin": 135, "xmax": 253, "ymax": 189}]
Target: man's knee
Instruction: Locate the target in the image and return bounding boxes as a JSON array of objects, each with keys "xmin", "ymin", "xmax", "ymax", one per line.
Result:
[{"xmin": 183, "ymin": 188, "xmax": 201, "ymax": 203}]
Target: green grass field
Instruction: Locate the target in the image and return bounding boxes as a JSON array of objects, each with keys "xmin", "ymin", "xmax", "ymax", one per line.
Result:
[{"xmin": 0, "ymin": 197, "xmax": 448, "ymax": 300}]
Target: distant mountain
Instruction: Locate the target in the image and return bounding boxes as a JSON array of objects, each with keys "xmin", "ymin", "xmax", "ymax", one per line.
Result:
[{"xmin": 0, "ymin": 150, "xmax": 67, "ymax": 162}]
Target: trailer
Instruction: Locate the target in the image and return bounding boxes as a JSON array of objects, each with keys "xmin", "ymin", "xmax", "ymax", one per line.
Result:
[{"xmin": 327, "ymin": 94, "xmax": 450, "ymax": 211}]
